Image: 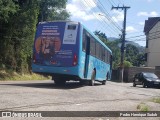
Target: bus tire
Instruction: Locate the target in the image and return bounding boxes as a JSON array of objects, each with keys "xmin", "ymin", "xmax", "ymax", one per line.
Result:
[
  {"xmin": 102, "ymin": 80, "xmax": 106, "ymax": 85},
  {"xmin": 90, "ymin": 70, "xmax": 96, "ymax": 86},
  {"xmin": 102, "ymin": 73, "xmax": 108, "ymax": 85},
  {"xmin": 54, "ymin": 79, "xmax": 66, "ymax": 85}
]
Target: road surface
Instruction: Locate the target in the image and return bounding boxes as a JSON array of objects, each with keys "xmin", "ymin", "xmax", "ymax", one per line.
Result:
[{"xmin": 0, "ymin": 80, "xmax": 159, "ymax": 120}]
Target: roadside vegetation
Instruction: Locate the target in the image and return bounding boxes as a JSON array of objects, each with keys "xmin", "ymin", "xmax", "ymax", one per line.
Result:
[
  {"xmin": 0, "ymin": 69, "xmax": 50, "ymax": 81},
  {"xmin": 151, "ymin": 98, "xmax": 160, "ymax": 104},
  {"xmin": 137, "ymin": 103, "xmax": 150, "ymax": 111},
  {"xmin": 0, "ymin": 0, "xmax": 69, "ymax": 80}
]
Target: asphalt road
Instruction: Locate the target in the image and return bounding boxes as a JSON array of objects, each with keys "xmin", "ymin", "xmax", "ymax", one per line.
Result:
[{"xmin": 0, "ymin": 80, "xmax": 160, "ymax": 120}]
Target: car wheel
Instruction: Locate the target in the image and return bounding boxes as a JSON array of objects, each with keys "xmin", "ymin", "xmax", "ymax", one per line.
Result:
[
  {"xmin": 133, "ymin": 82, "xmax": 136, "ymax": 87},
  {"xmin": 89, "ymin": 70, "xmax": 96, "ymax": 86},
  {"xmin": 142, "ymin": 82, "xmax": 146, "ymax": 88}
]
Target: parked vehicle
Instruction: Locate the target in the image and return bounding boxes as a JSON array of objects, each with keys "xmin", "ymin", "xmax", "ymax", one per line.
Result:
[{"xmin": 133, "ymin": 72, "xmax": 160, "ymax": 88}]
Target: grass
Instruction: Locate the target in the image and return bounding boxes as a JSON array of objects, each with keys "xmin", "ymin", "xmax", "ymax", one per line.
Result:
[
  {"xmin": 0, "ymin": 70, "xmax": 51, "ymax": 81},
  {"xmin": 137, "ymin": 103, "xmax": 150, "ymax": 111},
  {"xmin": 151, "ymin": 98, "xmax": 160, "ymax": 104}
]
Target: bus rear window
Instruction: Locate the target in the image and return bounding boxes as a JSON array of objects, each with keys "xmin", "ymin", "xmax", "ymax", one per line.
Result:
[{"xmin": 68, "ymin": 25, "xmax": 76, "ymax": 30}]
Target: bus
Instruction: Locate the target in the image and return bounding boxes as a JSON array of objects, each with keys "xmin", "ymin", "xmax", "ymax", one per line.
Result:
[{"xmin": 32, "ymin": 21, "xmax": 112, "ymax": 86}]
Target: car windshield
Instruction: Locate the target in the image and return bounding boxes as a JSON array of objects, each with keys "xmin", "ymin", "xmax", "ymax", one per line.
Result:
[{"xmin": 143, "ymin": 73, "xmax": 158, "ymax": 78}]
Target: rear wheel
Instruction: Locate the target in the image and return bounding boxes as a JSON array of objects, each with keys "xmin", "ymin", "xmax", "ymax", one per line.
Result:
[
  {"xmin": 102, "ymin": 80, "xmax": 106, "ymax": 85},
  {"xmin": 89, "ymin": 70, "xmax": 96, "ymax": 86},
  {"xmin": 54, "ymin": 79, "xmax": 66, "ymax": 85},
  {"xmin": 102, "ymin": 73, "xmax": 108, "ymax": 85},
  {"xmin": 133, "ymin": 82, "xmax": 136, "ymax": 87}
]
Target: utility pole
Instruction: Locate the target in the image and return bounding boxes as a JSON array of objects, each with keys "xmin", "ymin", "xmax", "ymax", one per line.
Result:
[{"xmin": 112, "ymin": 5, "xmax": 130, "ymax": 83}]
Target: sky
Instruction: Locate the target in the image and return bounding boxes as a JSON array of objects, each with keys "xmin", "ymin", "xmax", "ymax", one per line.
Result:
[{"xmin": 66, "ymin": 0, "xmax": 160, "ymax": 46}]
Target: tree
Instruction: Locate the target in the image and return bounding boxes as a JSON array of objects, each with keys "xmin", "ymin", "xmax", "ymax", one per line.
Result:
[
  {"xmin": 94, "ymin": 31, "xmax": 107, "ymax": 43},
  {"xmin": 0, "ymin": 0, "xmax": 18, "ymax": 22},
  {"xmin": 124, "ymin": 60, "xmax": 133, "ymax": 67},
  {"xmin": 126, "ymin": 44, "xmax": 140, "ymax": 66},
  {"xmin": 0, "ymin": 0, "xmax": 70, "ymax": 73},
  {"xmin": 38, "ymin": 0, "xmax": 69, "ymax": 22},
  {"xmin": 107, "ymin": 40, "xmax": 121, "ymax": 69}
]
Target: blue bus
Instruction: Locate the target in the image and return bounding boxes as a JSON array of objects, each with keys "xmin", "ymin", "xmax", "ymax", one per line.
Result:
[{"xmin": 32, "ymin": 21, "xmax": 112, "ymax": 85}]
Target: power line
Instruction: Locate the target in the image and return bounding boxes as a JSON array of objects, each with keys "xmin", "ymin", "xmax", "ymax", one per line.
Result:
[
  {"xmin": 97, "ymin": 0, "xmax": 122, "ymax": 31},
  {"xmin": 108, "ymin": 0, "xmax": 116, "ymax": 6},
  {"xmin": 82, "ymin": 0, "xmax": 121, "ymax": 37}
]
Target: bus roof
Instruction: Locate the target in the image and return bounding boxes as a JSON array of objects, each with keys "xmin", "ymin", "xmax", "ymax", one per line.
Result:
[{"xmin": 38, "ymin": 20, "xmax": 80, "ymax": 25}]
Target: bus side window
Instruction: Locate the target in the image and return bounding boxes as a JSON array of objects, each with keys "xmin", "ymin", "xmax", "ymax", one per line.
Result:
[
  {"xmin": 82, "ymin": 30, "xmax": 86, "ymax": 52},
  {"xmin": 105, "ymin": 50, "xmax": 108, "ymax": 63},
  {"xmin": 96, "ymin": 42, "xmax": 100, "ymax": 59},
  {"xmin": 108, "ymin": 52, "xmax": 110, "ymax": 63},
  {"xmin": 102, "ymin": 47, "xmax": 105, "ymax": 62},
  {"xmin": 90, "ymin": 38, "xmax": 96, "ymax": 56}
]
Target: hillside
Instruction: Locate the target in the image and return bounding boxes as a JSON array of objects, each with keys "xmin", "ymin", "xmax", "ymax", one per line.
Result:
[{"xmin": 108, "ymin": 37, "xmax": 145, "ymax": 53}]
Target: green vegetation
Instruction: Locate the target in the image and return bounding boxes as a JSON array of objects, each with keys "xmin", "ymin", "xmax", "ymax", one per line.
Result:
[
  {"xmin": 0, "ymin": 0, "xmax": 69, "ymax": 80},
  {"xmin": 137, "ymin": 103, "xmax": 150, "ymax": 111},
  {"xmin": 94, "ymin": 30, "xmax": 145, "ymax": 69},
  {"xmin": 0, "ymin": 70, "xmax": 50, "ymax": 81},
  {"xmin": 151, "ymin": 98, "xmax": 160, "ymax": 104}
]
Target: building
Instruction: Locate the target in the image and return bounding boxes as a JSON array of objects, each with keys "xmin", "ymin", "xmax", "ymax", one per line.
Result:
[{"xmin": 144, "ymin": 17, "xmax": 160, "ymax": 67}]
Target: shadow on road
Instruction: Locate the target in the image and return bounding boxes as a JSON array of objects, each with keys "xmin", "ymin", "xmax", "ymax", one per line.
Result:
[
  {"xmin": 130, "ymin": 85, "xmax": 160, "ymax": 89},
  {"xmin": 0, "ymin": 81, "xmax": 102, "ymax": 89}
]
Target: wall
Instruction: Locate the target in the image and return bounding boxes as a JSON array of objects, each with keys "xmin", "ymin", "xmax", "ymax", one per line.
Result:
[
  {"xmin": 112, "ymin": 67, "xmax": 156, "ymax": 83},
  {"xmin": 147, "ymin": 21, "xmax": 160, "ymax": 67}
]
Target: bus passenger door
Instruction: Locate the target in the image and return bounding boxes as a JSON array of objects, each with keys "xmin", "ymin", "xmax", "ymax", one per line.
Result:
[{"xmin": 84, "ymin": 36, "xmax": 90, "ymax": 78}]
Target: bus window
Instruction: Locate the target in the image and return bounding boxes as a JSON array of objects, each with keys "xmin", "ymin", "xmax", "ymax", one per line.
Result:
[
  {"xmin": 82, "ymin": 30, "xmax": 86, "ymax": 52},
  {"xmin": 108, "ymin": 52, "xmax": 110, "ymax": 63},
  {"xmin": 105, "ymin": 50, "xmax": 108, "ymax": 63},
  {"xmin": 102, "ymin": 47, "xmax": 105, "ymax": 62},
  {"xmin": 96, "ymin": 42, "xmax": 100, "ymax": 59},
  {"xmin": 68, "ymin": 25, "xmax": 76, "ymax": 30},
  {"xmin": 90, "ymin": 38, "xmax": 96, "ymax": 56}
]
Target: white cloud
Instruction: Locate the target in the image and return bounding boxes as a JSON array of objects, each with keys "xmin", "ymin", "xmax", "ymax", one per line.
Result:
[
  {"xmin": 80, "ymin": 0, "xmax": 97, "ymax": 11},
  {"xmin": 139, "ymin": 22, "xmax": 145, "ymax": 26},
  {"xmin": 126, "ymin": 26, "xmax": 137, "ymax": 33},
  {"xmin": 112, "ymin": 10, "xmax": 124, "ymax": 23},
  {"xmin": 137, "ymin": 11, "xmax": 159, "ymax": 17},
  {"xmin": 147, "ymin": 0, "xmax": 153, "ymax": 2},
  {"xmin": 66, "ymin": 0, "xmax": 97, "ymax": 21}
]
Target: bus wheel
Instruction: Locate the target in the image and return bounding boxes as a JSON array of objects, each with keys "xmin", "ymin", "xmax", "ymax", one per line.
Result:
[
  {"xmin": 102, "ymin": 73, "xmax": 108, "ymax": 85},
  {"xmin": 102, "ymin": 80, "xmax": 106, "ymax": 85},
  {"xmin": 90, "ymin": 70, "xmax": 96, "ymax": 86},
  {"xmin": 54, "ymin": 79, "xmax": 66, "ymax": 85}
]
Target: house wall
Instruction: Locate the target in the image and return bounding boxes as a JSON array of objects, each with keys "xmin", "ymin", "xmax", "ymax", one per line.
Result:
[
  {"xmin": 112, "ymin": 67, "xmax": 155, "ymax": 83},
  {"xmin": 147, "ymin": 21, "xmax": 160, "ymax": 67}
]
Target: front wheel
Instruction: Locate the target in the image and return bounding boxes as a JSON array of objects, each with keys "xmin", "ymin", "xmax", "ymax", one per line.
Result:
[
  {"xmin": 89, "ymin": 70, "xmax": 96, "ymax": 86},
  {"xmin": 142, "ymin": 82, "xmax": 146, "ymax": 88}
]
